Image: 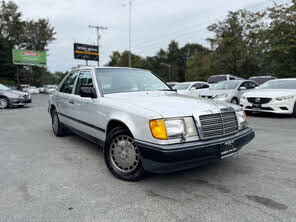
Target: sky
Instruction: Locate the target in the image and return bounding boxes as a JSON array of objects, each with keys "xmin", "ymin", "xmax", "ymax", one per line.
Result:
[{"xmin": 13, "ymin": 0, "xmax": 290, "ymax": 72}]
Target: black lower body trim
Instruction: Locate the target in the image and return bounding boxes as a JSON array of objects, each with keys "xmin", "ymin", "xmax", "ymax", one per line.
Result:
[
  {"xmin": 135, "ymin": 128, "xmax": 255, "ymax": 173},
  {"xmin": 63, "ymin": 123, "xmax": 105, "ymax": 147},
  {"xmin": 58, "ymin": 112, "xmax": 105, "ymax": 133}
]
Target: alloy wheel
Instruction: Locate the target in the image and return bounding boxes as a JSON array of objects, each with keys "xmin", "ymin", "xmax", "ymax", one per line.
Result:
[
  {"xmin": 0, "ymin": 98, "xmax": 8, "ymax": 109},
  {"xmin": 109, "ymin": 135, "xmax": 140, "ymax": 173}
]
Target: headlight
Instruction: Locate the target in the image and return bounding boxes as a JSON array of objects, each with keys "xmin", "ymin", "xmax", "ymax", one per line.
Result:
[
  {"xmin": 275, "ymin": 95, "xmax": 294, "ymax": 101},
  {"xmin": 215, "ymin": 93, "xmax": 228, "ymax": 99},
  {"xmin": 236, "ymin": 110, "xmax": 247, "ymax": 130},
  {"xmin": 149, "ymin": 117, "xmax": 198, "ymax": 140}
]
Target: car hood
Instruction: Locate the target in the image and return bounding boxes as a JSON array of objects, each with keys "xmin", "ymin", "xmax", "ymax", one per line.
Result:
[
  {"xmin": 243, "ymin": 89, "xmax": 296, "ymax": 98},
  {"xmin": 200, "ymin": 89, "xmax": 234, "ymax": 96},
  {"xmin": 0, "ymin": 90, "xmax": 27, "ymax": 96},
  {"xmin": 105, "ymin": 91, "xmax": 239, "ymax": 118}
]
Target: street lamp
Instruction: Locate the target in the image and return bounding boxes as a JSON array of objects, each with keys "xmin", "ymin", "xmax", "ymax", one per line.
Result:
[{"xmin": 122, "ymin": 0, "xmax": 136, "ymax": 67}]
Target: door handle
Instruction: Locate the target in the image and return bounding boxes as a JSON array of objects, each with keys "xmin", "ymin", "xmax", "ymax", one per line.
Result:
[{"xmin": 69, "ymin": 100, "xmax": 75, "ymax": 104}]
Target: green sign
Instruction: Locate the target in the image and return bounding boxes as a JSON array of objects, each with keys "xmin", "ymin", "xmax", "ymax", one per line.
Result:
[{"xmin": 12, "ymin": 49, "xmax": 46, "ymax": 66}]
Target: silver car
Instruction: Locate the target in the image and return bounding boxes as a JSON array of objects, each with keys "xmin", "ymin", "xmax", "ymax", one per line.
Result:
[
  {"xmin": 0, "ymin": 83, "xmax": 31, "ymax": 109},
  {"xmin": 200, "ymin": 80, "xmax": 259, "ymax": 104},
  {"xmin": 48, "ymin": 67, "xmax": 255, "ymax": 181}
]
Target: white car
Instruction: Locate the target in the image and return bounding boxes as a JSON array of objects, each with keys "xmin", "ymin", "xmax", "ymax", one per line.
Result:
[
  {"xmin": 240, "ymin": 78, "xmax": 296, "ymax": 117},
  {"xmin": 173, "ymin": 81, "xmax": 210, "ymax": 97},
  {"xmin": 44, "ymin": 85, "xmax": 57, "ymax": 94},
  {"xmin": 26, "ymin": 86, "xmax": 40, "ymax": 94}
]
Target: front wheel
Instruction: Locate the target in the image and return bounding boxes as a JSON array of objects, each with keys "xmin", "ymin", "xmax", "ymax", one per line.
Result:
[
  {"xmin": 104, "ymin": 127, "xmax": 145, "ymax": 181},
  {"xmin": 0, "ymin": 97, "xmax": 9, "ymax": 109},
  {"xmin": 230, "ymin": 98, "xmax": 239, "ymax": 105},
  {"xmin": 292, "ymin": 102, "xmax": 296, "ymax": 118}
]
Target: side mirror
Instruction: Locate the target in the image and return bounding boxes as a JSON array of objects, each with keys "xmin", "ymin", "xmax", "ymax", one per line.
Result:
[
  {"xmin": 239, "ymin": 86, "xmax": 247, "ymax": 91},
  {"xmin": 80, "ymin": 87, "xmax": 97, "ymax": 98},
  {"xmin": 190, "ymin": 87, "xmax": 196, "ymax": 91}
]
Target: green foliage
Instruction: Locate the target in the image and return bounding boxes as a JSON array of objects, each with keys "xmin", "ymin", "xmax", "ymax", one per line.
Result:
[{"xmin": 0, "ymin": 0, "xmax": 56, "ymax": 86}]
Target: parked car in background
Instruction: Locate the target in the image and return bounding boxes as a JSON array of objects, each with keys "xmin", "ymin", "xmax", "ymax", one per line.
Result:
[
  {"xmin": 167, "ymin": 82, "xmax": 179, "ymax": 88},
  {"xmin": 0, "ymin": 83, "xmax": 31, "ymax": 109},
  {"xmin": 249, "ymin": 76, "xmax": 277, "ymax": 85},
  {"xmin": 173, "ymin": 81, "xmax": 210, "ymax": 97},
  {"xmin": 200, "ymin": 80, "xmax": 259, "ymax": 104},
  {"xmin": 240, "ymin": 78, "xmax": 296, "ymax": 117},
  {"xmin": 38, "ymin": 87, "xmax": 45, "ymax": 93},
  {"xmin": 44, "ymin": 85, "xmax": 57, "ymax": 94},
  {"xmin": 26, "ymin": 86, "xmax": 40, "ymax": 94},
  {"xmin": 48, "ymin": 67, "xmax": 254, "ymax": 181},
  {"xmin": 21, "ymin": 84, "xmax": 30, "ymax": 92},
  {"xmin": 208, "ymin": 74, "xmax": 243, "ymax": 84}
]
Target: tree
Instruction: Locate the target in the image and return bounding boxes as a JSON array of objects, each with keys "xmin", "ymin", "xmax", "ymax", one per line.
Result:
[
  {"xmin": 262, "ymin": 0, "xmax": 296, "ymax": 77},
  {"xmin": 0, "ymin": 0, "xmax": 56, "ymax": 86},
  {"xmin": 207, "ymin": 10, "xmax": 265, "ymax": 78}
]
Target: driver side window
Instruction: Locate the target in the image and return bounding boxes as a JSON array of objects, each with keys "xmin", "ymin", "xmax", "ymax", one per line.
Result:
[
  {"xmin": 75, "ymin": 70, "xmax": 93, "ymax": 96},
  {"xmin": 60, "ymin": 71, "xmax": 79, "ymax": 94}
]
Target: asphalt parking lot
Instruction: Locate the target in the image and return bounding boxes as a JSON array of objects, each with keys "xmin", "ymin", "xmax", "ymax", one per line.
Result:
[{"xmin": 0, "ymin": 94, "xmax": 296, "ymax": 222}]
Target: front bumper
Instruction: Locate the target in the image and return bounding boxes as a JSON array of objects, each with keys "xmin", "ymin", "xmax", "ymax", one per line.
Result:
[
  {"xmin": 240, "ymin": 98, "xmax": 294, "ymax": 114},
  {"xmin": 9, "ymin": 97, "xmax": 32, "ymax": 106},
  {"xmin": 135, "ymin": 128, "xmax": 255, "ymax": 173}
]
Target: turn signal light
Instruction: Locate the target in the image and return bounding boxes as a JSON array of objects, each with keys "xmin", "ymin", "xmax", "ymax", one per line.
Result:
[
  {"xmin": 244, "ymin": 110, "xmax": 248, "ymax": 124},
  {"xmin": 149, "ymin": 119, "xmax": 168, "ymax": 140}
]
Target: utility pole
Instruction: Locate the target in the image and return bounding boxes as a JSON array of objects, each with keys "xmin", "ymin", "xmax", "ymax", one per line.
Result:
[
  {"xmin": 122, "ymin": 0, "xmax": 135, "ymax": 67},
  {"xmin": 89, "ymin": 25, "xmax": 108, "ymax": 66}
]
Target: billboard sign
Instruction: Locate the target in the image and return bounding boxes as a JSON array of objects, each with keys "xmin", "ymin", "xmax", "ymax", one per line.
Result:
[
  {"xmin": 12, "ymin": 49, "xmax": 46, "ymax": 66},
  {"xmin": 74, "ymin": 43, "xmax": 98, "ymax": 61}
]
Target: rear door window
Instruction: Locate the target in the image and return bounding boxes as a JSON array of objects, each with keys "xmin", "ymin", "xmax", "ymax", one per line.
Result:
[{"xmin": 60, "ymin": 71, "xmax": 79, "ymax": 94}]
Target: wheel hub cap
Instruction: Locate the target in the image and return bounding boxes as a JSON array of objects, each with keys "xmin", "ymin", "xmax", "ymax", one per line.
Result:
[
  {"xmin": 0, "ymin": 99, "xmax": 7, "ymax": 108},
  {"xmin": 110, "ymin": 135, "xmax": 139, "ymax": 173}
]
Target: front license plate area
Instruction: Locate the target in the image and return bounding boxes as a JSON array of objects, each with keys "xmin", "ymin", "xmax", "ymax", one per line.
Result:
[
  {"xmin": 252, "ymin": 104, "xmax": 262, "ymax": 111},
  {"xmin": 220, "ymin": 140, "xmax": 238, "ymax": 159}
]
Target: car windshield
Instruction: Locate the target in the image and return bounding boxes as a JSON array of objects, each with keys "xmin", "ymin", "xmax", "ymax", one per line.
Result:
[
  {"xmin": 212, "ymin": 81, "xmax": 241, "ymax": 90},
  {"xmin": 259, "ymin": 80, "xmax": 296, "ymax": 89},
  {"xmin": 0, "ymin": 84, "xmax": 10, "ymax": 91},
  {"xmin": 95, "ymin": 68, "xmax": 172, "ymax": 94},
  {"xmin": 173, "ymin": 83, "xmax": 191, "ymax": 90},
  {"xmin": 208, "ymin": 76, "xmax": 227, "ymax": 84}
]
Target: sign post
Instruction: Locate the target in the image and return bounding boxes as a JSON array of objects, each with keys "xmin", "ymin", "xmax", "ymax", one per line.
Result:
[
  {"xmin": 12, "ymin": 49, "xmax": 47, "ymax": 88},
  {"xmin": 73, "ymin": 43, "xmax": 99, "ymax": 65}
]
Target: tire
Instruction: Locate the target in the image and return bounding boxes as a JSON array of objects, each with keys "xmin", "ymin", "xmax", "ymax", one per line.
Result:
[
  {"xmin": 292, "ymin": 102, "xmax": 296, "ymax": 118},
  {"xmin": 104, "ymin": 127, "xmax": 145, "ymax": 181},
  {"xmin": 0, "ymin": 97, "xmax": 10, "ymax": 109},
  {"xmin": 51, "ymin": 109, "xmax": 65, "ymax": 137},
  {"xmin": 231, "ymin": 98, "xmax": 239, "ymax": 105}
]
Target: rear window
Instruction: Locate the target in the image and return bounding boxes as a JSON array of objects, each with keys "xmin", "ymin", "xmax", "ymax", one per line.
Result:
[
  {"xmin": 208, "ymin": 76, "xmax": 227, "ymax": 84},
  {"xmin": 251, "ymin": 77, "xmax": 275, "ymax": 85}
]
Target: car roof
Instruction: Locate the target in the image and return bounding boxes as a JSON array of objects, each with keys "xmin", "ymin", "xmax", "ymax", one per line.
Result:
[
  {"xmin": 269, "ymin": 78, "xmax": 296, "ymax": 81},
  {"xmin": 72, "ymin": 66, "xmax": 148, "ymax": 72}
]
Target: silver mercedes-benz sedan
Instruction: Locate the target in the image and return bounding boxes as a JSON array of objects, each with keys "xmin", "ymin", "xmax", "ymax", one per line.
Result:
[{"xmin": 48, "ymin": 67, "xmax": 255, "ymax": 181}]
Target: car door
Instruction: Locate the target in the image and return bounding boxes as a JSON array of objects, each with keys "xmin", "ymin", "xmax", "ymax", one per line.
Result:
[
  {"xmin": 55, "ymin": 71, "xmax": 79, "ymax": 126},
  {"xmin": 70, "ymin": 69, "xmax": 105, "ymax": 142}
]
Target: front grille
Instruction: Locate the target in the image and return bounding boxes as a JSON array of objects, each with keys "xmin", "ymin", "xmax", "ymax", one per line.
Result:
[
  {"xmin": 199, "ymin": 111, "xmax": 238, "ymax": 139},
  {"xmin": 247, "ymin": 97, "xmax": 271, "ymax": 104},
  {"xmin": 23, "ymin": 94, "xmax": 29, "ymax": 99}
]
